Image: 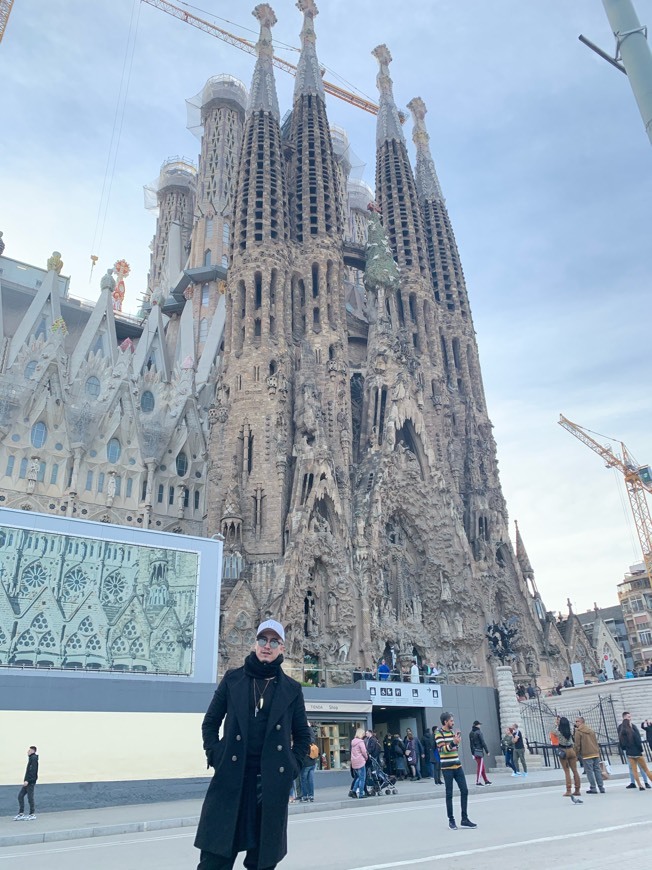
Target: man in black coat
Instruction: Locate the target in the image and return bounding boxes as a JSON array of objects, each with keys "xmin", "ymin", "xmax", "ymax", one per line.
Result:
[
  {"xmin": 195, "ymin": 619, "xmax": 311, "ymax": 870},
  {"xmin": 14, "ymin": 746, "xmax": 38, "ymax": 820}
]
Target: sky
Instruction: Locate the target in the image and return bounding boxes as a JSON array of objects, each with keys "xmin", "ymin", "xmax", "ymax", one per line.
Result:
[{"xmin": 1, "ymin": 0, "xmax": 651, "ymax": 616}]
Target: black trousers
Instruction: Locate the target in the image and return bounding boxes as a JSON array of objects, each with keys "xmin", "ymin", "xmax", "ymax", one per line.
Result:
[
  {"xmin": 442, "ymin": 766, "xmax": 468, "ymax": 821},
  {"xmin": 18, "ymin": 784, "xmax": 35, "ymax": 814},
  {"xmin": 433, "ymin": 759, "xmax": 442, "ymax": 783},
  {"xmin": 198, "ymin": 847, "xmax": 275, "ymax": 870}
]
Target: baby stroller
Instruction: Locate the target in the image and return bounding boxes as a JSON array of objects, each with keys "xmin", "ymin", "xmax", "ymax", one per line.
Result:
[{"xmin": 366, "ymin": 756, "xmax": 398, "ymax": 796}]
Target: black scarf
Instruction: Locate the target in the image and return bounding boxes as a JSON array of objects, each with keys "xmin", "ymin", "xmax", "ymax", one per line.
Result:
[{"xmin": 243, "ymin": 650, "xmax": 284, "ymax": 679}]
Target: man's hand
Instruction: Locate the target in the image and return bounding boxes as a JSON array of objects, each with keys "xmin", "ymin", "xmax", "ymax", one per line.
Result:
[{"xmin": 23, "ymin": 781, "xmax": 28, "ymax": 787}]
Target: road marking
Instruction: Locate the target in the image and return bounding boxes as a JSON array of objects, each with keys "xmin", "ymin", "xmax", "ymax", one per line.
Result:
[
  {"xmin": 346, "ymin": 820, "xmax": 652, "ymax": 869},
  {"xmin": 0, "ymin": 832, "xmax": 192, "ymax": 860},
  {"xmin": 290, "ymin": 783, "xmax": 566, "ymax": 824}
]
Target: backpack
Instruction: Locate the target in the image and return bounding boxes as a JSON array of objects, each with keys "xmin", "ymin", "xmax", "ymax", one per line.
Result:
[{"xmin": 309, "ymin": 743, "xmax": 319, "ymax": 760}]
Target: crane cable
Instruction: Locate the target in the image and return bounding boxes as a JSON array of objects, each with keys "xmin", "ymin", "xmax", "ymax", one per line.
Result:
[
  {"xmin": 611, "ymin": 465, "xmax": 643, "ymax": 561},
  {"xmin": 89, "ymin": 0, "xmax": 142, "ymax": 281}
]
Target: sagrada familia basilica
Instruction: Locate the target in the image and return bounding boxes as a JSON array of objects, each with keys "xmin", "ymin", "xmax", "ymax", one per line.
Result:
[{"xmin": 2, "ymin": 2, "xmax": 619, "ymax": 686}]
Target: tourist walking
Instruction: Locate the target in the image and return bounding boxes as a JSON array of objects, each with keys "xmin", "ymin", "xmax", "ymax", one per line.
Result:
[
  {"xmin": 404, "ymin": 728, "xmax": 421, "ymax": 780},
  {"xmin": 194, "ymin": 619, "xmax": 311, "ymax": 870},
  {"xmin": 573, "ymin": 717, "xmax": 604, "ymax": 794},
  {"xmin": 618, "ymin": 712, "xmax": 652, "ymax": 791},
  {"xmin": 378, "ymin": 659, "xmax": 390, "ymax": 681},
  {"xmin": 14, "ymin": 746, "xmax": 39, "ymax": 821},
  {"xmin": 350, "ymin": 728, "xmax": 369, "ymax": 798},
  {"xmin": 469, "ymin": 721, "xmax": 491, "ymax": 786},
  {"xmin": 511, "ymin": 723, "xmax": 528, "ymax": 775},
  {"xmin": 410, "ymin": 660, "xmax": 421, "ymax": 683},
  {"xmin": 434, "ymin": 712, "xmax": 477, "ymax": 830},
  {"xmin": 501, "ymin": 728, "xmax": 519, "ymax": 775},
  {"xmin": 551, "ymin": 716, "xmax": 581, "ymax": 798}
]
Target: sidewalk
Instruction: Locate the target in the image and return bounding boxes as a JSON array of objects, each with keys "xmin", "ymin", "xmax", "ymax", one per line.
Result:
[{"xmin": 0, "ymin": 764, "xmax": 631, "ymax": 848}]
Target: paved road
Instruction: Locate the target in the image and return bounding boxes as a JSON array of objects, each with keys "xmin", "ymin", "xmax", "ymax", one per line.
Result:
[{"xmin": 4, "ymin": 779, "xmax": 652, "ymax": 870}]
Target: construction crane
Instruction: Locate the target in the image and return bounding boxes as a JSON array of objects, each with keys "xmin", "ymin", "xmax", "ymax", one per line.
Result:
[
  {"xmin": 559, "ymin": 414, "xmax": 652, "ymax": 585},
  {"xmin": 141, "ymin": 0, "xmax": 384, "ymax": 118},
  {"xmin": 0, "ymin": 0, "xmax": 15, "ymax": 43}
]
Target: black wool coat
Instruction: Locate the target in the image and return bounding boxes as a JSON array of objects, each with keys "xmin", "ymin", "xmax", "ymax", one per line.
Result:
[{"xmin": 194, "ymin": 664, "xmax": 311, "ymax": 867}]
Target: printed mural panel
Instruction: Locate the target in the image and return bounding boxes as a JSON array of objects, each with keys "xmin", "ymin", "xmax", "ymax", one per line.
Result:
[{"xmin": 0, "ymin": 523, "xmax": 200, "ymax": 675}]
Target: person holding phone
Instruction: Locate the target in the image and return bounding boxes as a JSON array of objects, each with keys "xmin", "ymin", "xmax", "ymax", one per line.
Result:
[{"xmin": 434, "ymin": 712, "xmax": 477, "ymax": 830}]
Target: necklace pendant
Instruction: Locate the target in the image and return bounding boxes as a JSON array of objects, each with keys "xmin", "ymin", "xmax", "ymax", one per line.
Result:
[{"xmin": 259, "ymin": 697, "xmax": 264, "ymax": 711}]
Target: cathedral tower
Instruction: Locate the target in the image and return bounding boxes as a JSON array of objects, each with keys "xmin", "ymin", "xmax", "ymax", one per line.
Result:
[
  {"xmin": 146, "ymin": 158, "xmax": 196, "ymax": 303},
  {"xmin": 206, "ymin": 5, "xmax": 294, "ymax": 654}
]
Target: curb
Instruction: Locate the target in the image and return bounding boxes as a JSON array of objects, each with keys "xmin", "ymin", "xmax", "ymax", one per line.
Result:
[{"xmin": 0, "ymin": 773, "xmax": 628, "ymax": 848}]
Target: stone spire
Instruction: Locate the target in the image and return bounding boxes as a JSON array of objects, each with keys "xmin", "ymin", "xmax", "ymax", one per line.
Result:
[
  {"xmin": 231, "ymin": 3, "xmax": 289, "ymax": 256},
  {"xmin": 407, "ymin": 97, "xmax": 444, "ymax": 203},
  {"xmin": 372, "ymin": 45, "xmax": 427, "ymax": 276},
  {"xmin": 294, "ymin": 0, "xmax": 324, "ymax": 101},
  {"xmin": 288, "ymin": 0, "xmax": 341, "ymax": 240},
  {"xmin": 372, "ymin": 44, "xmax": 405, "ymax": 146},
  {"xmin": 247, "ymin": 4, "xmax": 280, "ymax": 120},
  {"xmin": 515, "ymin": 520, "xmax": 534, "ymax": 580},
  {"xmin": 406, "ymin": 95, "xmax": 466, "ymax": 312}
]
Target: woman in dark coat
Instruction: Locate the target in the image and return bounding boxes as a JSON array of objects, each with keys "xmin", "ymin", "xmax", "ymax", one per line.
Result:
[{"xmin": 195, "ymin": 620, "xmax": 311, "ymax": 870}]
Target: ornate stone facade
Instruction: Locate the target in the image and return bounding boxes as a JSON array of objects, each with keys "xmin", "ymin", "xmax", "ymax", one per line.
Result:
[
  {"xmin": 0, "ymin": 2, "xmax": 578, "ymax": 690},
  {"xmin": 206, "ymin": 4, "xmax": 570, "ymax": 687}
]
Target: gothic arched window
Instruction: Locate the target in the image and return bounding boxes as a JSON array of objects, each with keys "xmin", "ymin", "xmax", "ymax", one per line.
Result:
[
  {"xmin": 85, "ymin": 376, "xmax": 101, "ymax": 398},
  {"xmin": 30, "ymin": 421, "xmax": 47, "ymax": 449},
  {"xmin": 107, "ymin": 438, "xmax": 121, "ymax": 463}
]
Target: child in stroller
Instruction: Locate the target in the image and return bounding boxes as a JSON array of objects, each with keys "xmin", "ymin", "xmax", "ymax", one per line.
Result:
[{"xmin": 366, "ymin": 755, "xmax": 398, "ymax": 796}]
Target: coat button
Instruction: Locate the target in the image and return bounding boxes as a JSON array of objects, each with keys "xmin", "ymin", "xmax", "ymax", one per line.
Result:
[
  {"xmin": 232, "ymin": 755, "xmax": 237, "ymax": 761},
  {"xmin": 276, "ymin": 724, "xmax": 281, "ymax": 730},
  {"xmin": 236, "ymin": 735, "xmax": 241, "ymax": 741},
  {"xmin": 277, "ymin": 744, "xmax": 282, "ymax": 751},
  {"xmin": 279, "ymin": 766, "xmax": 285, "ymax": 773}
]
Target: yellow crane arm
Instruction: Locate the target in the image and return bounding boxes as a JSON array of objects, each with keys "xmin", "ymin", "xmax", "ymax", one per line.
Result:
[
  {"xmin": 559, "ymin": 413, "xmax": 652, "ymax": 587},
  {"xmin": 141, "ymin": 0, "xmax": 381, "ymax": 117}
]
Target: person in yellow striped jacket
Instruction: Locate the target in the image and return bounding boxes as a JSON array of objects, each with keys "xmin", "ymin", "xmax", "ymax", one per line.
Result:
[{"xmin": 434, "ymin": 712, "xmax": 477, "ymax": 831}]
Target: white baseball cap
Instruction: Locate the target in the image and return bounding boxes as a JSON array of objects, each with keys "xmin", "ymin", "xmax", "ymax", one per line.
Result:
[{"xmin": 256, "ymin": 619, "xmax": 285, "ymax": 642}]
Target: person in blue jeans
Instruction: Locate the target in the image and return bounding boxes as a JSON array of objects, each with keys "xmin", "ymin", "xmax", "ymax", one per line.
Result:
[
  {"xmin": 350, "ymin": 728, "xmax": 368, "ymax": 798},
  {"xmin": 300, "ymin": 741, "xmax": 317, "ymax": 802}
]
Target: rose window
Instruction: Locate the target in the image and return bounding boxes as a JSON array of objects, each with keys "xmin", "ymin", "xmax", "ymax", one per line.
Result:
[
  {"xmin": 64, "ymin": 568, "xmax": 88, "ymax": 598},
  {"xmin": 21, "ymin": 563, "xmax": 47, "ymax": 591},
  {"xmin": 86, "ymin": 634, "xmax": 102, "ymax": 652},
  {"xmin": 101, "ymin": 572, "xmax": 127, "ymax": 604},
  {"xmin": 66, "ymin": 634, "xmax": 83, "ymax": 651}
]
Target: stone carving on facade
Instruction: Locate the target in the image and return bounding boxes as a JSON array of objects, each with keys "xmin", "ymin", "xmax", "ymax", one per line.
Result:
[{"xmin": 47, "ymin": 251, "xmax": 64, "ymax": 274}]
